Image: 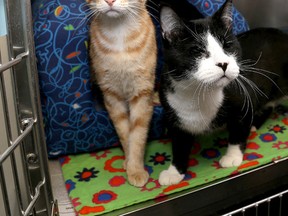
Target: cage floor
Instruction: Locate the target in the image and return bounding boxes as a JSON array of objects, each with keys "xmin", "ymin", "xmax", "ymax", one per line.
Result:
[
  {"xmin": 56, "ymin": 104, "xmax": 288, "ymax": 216},
  {"xmin": 48, "ymin": 160, "xmax": 76, "ymax": 215}
]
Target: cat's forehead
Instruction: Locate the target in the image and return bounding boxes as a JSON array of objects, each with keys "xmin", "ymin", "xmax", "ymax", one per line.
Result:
[
  {"xmin": 183, "ymin": 18, "xmax": 228, "ymax": 42},
  {"xmin": 174, "ymin": 20, "xmax": 209, "ymax": 42}
]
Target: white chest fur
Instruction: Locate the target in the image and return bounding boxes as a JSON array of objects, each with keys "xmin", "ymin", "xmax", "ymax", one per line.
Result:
[{"xmin": 167, "ymin": 79, "xmax": 224, "ymax": 134}]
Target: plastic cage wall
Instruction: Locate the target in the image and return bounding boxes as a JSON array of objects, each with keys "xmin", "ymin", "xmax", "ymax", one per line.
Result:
[{"xmin": 0, "ymin": 0, "xmax": 55, "ymax": 215}]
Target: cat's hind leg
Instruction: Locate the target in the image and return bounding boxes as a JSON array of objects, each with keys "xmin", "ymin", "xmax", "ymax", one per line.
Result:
[{"xmin": 252, "ymin": 105, "xmax": 274, "ymax": 131}]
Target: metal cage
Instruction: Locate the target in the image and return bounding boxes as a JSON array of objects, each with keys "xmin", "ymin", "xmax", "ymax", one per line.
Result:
[
  {"xmin": 0, "ymin": 0, "xmax": 55, "ymax": 215},
  {"xmin": 222, "ymin": 189, "xmax": 288, "ymax": 216}
]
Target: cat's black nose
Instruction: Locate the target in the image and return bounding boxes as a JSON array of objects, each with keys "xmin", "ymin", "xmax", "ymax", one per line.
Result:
[{"xmin": 216, "ymin": 62, "xmax": 228, "ymax": 72}]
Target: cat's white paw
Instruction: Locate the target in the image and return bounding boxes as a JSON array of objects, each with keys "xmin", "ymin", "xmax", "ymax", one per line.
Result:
[
  {"xmin": 159, "ymin": 165, "xmax": 185, "ymax": 186},
  {"xmin": 219, "ymin": 144, "xmax": 243, "ymax": 168},
  {"xmin": 219, "ymin": 154, "xmax": 243, "ymax": 167}
]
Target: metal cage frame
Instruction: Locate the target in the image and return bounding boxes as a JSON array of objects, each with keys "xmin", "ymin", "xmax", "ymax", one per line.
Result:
[
  {"xmin": 0, "ymin": 0, "xmax": 55, "ymax": 215},
  {"xmin": 222, "ymin": 189, "xmax": 288, "ymax": 216}
]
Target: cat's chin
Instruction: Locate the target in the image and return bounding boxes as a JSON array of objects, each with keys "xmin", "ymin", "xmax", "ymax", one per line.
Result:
[
  {"xmin": 215, "ymin": 78, "xmax": 232, "ymax": 88},
  {"xmin": 208, "ymin": 76, "xmax": 233, "ymax": 88},
  {"xmin": 103, "ymin": 9, "xmax": 123, "ymax": 18}
]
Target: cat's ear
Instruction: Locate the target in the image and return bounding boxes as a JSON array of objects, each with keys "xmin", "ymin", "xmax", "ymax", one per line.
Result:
[
  {"xmin": 213, "ymin": 0, "xmax": 233, "ymax": 29},
  {"xmin": 160, "ymin": 6, "xmax": 182, "ymax": 42}
]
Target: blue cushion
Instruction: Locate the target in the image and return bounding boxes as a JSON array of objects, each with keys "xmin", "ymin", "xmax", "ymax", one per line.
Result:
[
  {"xmin": 187, "ymin": 0, "xmax": 249, "ymax": 34},
  {"xmin": 32, "ymin": 0, "xmax": 248, "ymax": 158}
]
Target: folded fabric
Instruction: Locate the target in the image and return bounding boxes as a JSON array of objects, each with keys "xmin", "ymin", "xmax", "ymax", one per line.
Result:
[{"xmin": 60, "ymin": 103, "xmax": 288, "ymax": 215}]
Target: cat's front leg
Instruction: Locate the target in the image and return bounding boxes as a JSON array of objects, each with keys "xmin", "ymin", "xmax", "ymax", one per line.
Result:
[
  {"xmin": 126, "ymin": 90, "xmax": 154, "ymax": 187},
  {"xmin": 159, "ymin": 128, "xmax": 194, "ymax": 185},
  {"xmin": 219, "ymin": 143, "xmax": 244, "ymax": 167},
  {"xmin": 103, "ymin": 92, "xmax": 130, "ymax": 164},
  {"xmin": 219, "ymin": 119, "xmax": 250, "ymax": 168}
]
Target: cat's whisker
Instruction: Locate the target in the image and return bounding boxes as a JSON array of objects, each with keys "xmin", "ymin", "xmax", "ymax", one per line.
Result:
[
  {"xmin": 237, "ymin": 76, "xmax": 268, "ymax": 125},
  {"xmin": 234, "ymin": 78, "xmax": 254, "ymax": 124},
  {"xmin": 146, "ymin": 4, "xmax": 159, "ymax": 14},
  {"xmin": 231, "ymin": 80, "xmax": 248, "ymax": 112},
  {"xmin": 241, "ymin": 65, "xmax": 279, "ymax": 77},
  {"xmin": 128, "ymin": 4, "xmax": 159, "ymax": 23},
  {"xmin": 182, "ymin": 23, "xmax": 202, "ymax": 42},
  {"xmin": 72, "ymin": 5, "xmax": 100, "ymax": 32},
  {"xmin": 241, "ymin": 52, "xmax": 263, "ymax": 67},
  {"xmin": 239, "ymin": 59, "xmax": 256, "ymax": 65},
  {"xmin": 147, "ymin": 0, "xmax": 159, "ymax": 8},
  {"xmin": 238, "ymin": 75, "xmax": 268, "ymax": 99},
  {"xmin": 242, "ymin": 68, "xmax": 283, "ymax": 94},
  {"xmin": 224, "ymin": 23, "xmax": 233, "ymax": 38},
  {"xmin": 126, "ymin": 9, "xmax": 140, "ymax": 27},
  {"xmin": 181, "ymin": 78, "xmax": 200, "ymax": 91},
  {"xmin": 197, "ymin": 83, "xmax": 211, "ymax": 129},
  {"xmin": 161, "ymin": 69, "xmax": 178, "ymax": 76}
]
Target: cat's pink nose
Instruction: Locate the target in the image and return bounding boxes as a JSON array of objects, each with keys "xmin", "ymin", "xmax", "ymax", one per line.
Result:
[{"xmin": 105, "ymin": 0, "xmax": 116, "ymax": 6}]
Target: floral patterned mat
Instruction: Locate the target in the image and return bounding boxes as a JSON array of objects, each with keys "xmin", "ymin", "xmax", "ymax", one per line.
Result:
[{"xmin": 59, "ymin": 104, "xmax": 288, "ymax": 216}]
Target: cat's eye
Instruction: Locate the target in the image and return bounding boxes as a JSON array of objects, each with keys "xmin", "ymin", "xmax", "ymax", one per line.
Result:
[
  {"xmin": 188, "ymin": 46, "xmax": 203, "ymax": 55},
  {"xmin": 223, "ymin": 41, "xmax": 233, "ymax": 49},
  {"xmin": 219, "ymin": 36, "xmax": 233, "ymax": 49},
  {"xmin": 188, "ymin": 46, "xmax": 210, "ymax": 58}
]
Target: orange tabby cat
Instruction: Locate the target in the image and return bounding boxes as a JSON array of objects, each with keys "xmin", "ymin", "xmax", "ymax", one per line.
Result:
[{"xmin": 87, "ymin": 0, "xmax": 157, "ymax": 187}]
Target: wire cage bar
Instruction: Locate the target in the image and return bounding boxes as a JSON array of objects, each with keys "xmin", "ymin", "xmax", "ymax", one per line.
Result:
[
  {"xmin": 222, "ymin": 189, "xmax": 288, "ymax": 216},
  {"xmin": 0, "ymin": 0, "xmax": 55, "ymax": 215}
]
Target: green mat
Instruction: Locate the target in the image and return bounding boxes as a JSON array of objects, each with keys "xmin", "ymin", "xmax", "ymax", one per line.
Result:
[{"xmin": 59, "ymin": 106, "xmax": 288, "ymax": 215}]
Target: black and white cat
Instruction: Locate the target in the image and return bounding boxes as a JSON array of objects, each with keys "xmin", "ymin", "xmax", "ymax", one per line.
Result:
[{"xmin": 158, "ymin": 0, "xmax": 288, "ymax": 185}]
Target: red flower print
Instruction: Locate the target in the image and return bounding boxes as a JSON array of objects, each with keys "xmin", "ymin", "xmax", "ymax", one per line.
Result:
[
  {"xmin": 155, "ymin": 193, "xmax": 168, "ymax": 203},
  {"xmin": 243, "ymin": 152, "xmax": 263, "ymax": 161},
  {"xmin": 109, "ymin": 176, "xmax": 126, "ymax": 187},
  {"xmin": 59, "ymin": 156, "xmax": 71, "ymax": 166},
  {"xmin": 163, "ymin": 181, "xmax": 190, "ymax": 193},
  {"xmin": 71, "ymin": 197, "xmax": 81, "ymax": 207},
  {"xmin": 90, "ymin": 150, "xmax": 111, "ymax": 160},
  {"xmin": 259, "ymin": 133, "xmax": 277, "ymax": 142},
  {"xmin": 104, "ymin": 156, "xmax": 126, "ymax": 173},
  {"xmin": 188, "ymin": 158, "xmax": 198, "ymax": 167},
  {"xmin": 211, "ymin": 161, "xmax": 222, "ymax": 169},
  {"xmin": 78, "ymin": 206, "xmax": 105, "ymax": 215},
  {"xmin": 74, "ymin": 167, "xmax": 99, "ymax": 182},
  {"xmin": 272, "ymin": 156, "xmax": 282, "ymax": 161},
  {"xmin": 92, "ymin": 190, "xmax": 117, "ymax": 204},
  {"xmin": 213, "ymin": 137, "xmax": 228, "ymax": 148},
  {"xmin": 269, "ymin": 125, "xmax": 286, "ymax": 133},
  {"xmin": 273, "ymin": 141, "xmax": 288, "ymax": 150},
  {"xmin": 248, "ymin": 131, "xmax": 257, "ymax": 140},
  {"xmin": 191, "ymin": 142, "xmax": 201, "ymax": 154},
  {"xmin": 65, "ymin": 179, "xmax": 76, "ymax": 193},
  {"xmin": 141, "ymin": 178, "xmax": 161, "ymax": 192},
  {"xmin": 184, "ymin": 171, "xmax": 196, "ymax": 181},
  {"xmin": 159, "ymin": 139, "xmax": 172, "ymax": 144},
  {"xmin": 246, "ymin": 142, "xmax": 260, "ymax": 150},
  {"xmin": 149, "ymin": 152, "xmax": 171, "ymax": 165},
  {"xmin": 282, "ymin": 117, "xmax": 288, "ymax": 126},
  {"xmin": 201, "ymin": 148, "xmax": 220, "ymax": 159}
]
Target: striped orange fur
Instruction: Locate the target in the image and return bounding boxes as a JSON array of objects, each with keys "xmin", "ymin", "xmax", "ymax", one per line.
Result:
[{"xmin": 88, "ymin": 0, "xmax": 157, "ymax": 187}]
